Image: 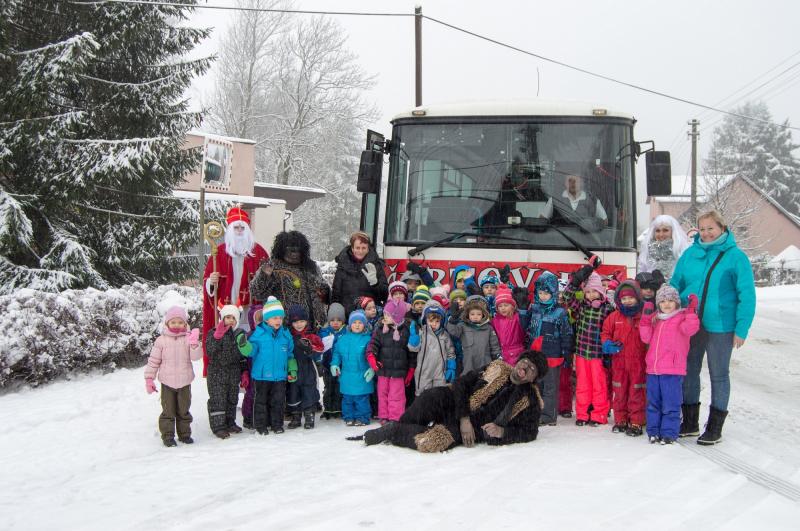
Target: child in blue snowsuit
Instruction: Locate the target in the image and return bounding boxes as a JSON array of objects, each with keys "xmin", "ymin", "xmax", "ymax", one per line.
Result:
[{"xmin": 331, "ymin": 310, "xmax": 375, "ymax": 426}]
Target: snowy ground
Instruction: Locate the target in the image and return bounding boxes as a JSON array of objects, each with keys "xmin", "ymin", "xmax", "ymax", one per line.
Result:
[{"xmin": 1, "ymin": 287, "xmax": 799, "ymax": 530}]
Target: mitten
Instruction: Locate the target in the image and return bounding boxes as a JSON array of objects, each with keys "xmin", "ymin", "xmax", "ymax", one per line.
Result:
[
  {"xmin": 406, "ymin": 261, "xmax": 425, "ymax": 275},
  {"xmin": 287, "ymin": 358, "xmax": 298, "ymax": 383},
  {"xmin": 188, "ymin": 328, "xmax": 200, "ymax": 348},
  {"xmin": 687, "ymin": 294, "xmax": 699, "ymax": 313},
  {"xmin": 602, "ymin": 339, "xmax": 622, "ymax": 355},
  {"xmin": 213, "ymin": 320, "xmax": 228, "ymax": 340},
  {"xmin": 240, "ymin": 371, "xmax": 250, "ymax": 389},
  {"xmin": 145, "ymin": 378, "xmax": 157, "ymax": 394},
  {"xmin": 234, "ymin": 329, "xmax": 252, "ymax": 356},
  {"xmin": 366, "ymin": 353, "xmax": 381, "ymax": 372},
  {"xmin": 364, "ymin": 368, "xmax": 375, "ymax": 382},
  {"xmin": 499, "ymin": 264, "xmax": 512, "ymax": 284},
  {"xmin": 643, "ymin": 301, "xmax": 655, "ymax": 315},
  {"xmin": 570, "ymin": 265, "xmax": 594, "ymax": 287},
  {"xmin": 512, "ymin": 287, "xmax": 529, "ymax": 310},
  {"xmin": 408, "ymin": 321, "xmax": 420, "ymax": 348},
  {"xmin": 362, "ymin": 263, "xmax": 378, "ymax": 286},
  {"xmin": 331, "ymin": 365, "xmax": 341, "ymax": 377},
  {"xmin": 404, "ymin": 367, "xmax": 416, "ymax": 387},
  {"xmin": 445, "ymin": 359, "xmax": 456, "ymax": 383},
  {"xmin": 587, "ymin": 254, "xmax": 602, "ymax": 269}
]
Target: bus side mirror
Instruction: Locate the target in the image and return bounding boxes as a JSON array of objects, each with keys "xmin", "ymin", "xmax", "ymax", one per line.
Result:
[
  {"xmin": 646, "ymin": 151, "xmax": 671, "ymax": 196},
  {"xmin": 357, "ymin": 150, "xmax": 382, "ymax": 194}
]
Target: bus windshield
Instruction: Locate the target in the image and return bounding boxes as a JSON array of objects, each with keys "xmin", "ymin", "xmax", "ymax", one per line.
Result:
[{"xmin": 384, "ymin": 120, "xmax": 636, "ymax": 251}]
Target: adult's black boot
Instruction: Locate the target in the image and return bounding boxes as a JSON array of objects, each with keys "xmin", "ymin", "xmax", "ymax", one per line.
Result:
[
  {"xmin": 697, "ymin": 406, "xmax": 728, "ymax": 446},
  {"xmin": 287, "ymin": 411, "xmax": 302, "ymax": 429},
  {"xmin": 304, "ymin": 409, "xmax": 315, "ymax": 429},
  {"xmin": 679, "ymin": 403, "xmax": 701, "ymax": 437}
]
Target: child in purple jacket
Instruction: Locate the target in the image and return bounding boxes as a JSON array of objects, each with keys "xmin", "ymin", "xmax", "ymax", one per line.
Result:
[{"xmin": 639, "ymin": 285, "xmax": 700, "ymax": 444}]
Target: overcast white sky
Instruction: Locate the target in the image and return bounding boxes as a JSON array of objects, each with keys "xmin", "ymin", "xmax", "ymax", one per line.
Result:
[{"xmin": 189, "ymin": 0, "xmax": 800, "ymax": 207}]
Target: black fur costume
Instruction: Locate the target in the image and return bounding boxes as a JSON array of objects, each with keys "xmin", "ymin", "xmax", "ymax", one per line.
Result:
[
  {"xmin": 249, "ymin": 231, "xmax": 328, "ymax": 329},
  {"xmin": 360, "ymin": 351, "xmax": 548, "ymax": 452}
]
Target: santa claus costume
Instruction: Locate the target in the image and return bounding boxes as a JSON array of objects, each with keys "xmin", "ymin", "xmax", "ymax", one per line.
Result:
[{"xmin": 202, "ymin": 207, "xmax": 269, "ymax": 376}]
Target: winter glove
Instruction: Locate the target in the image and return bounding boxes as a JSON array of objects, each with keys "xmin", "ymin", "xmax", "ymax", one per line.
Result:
[
  {"xmin": 145, "ymin": 378, "xmax": 157, "ymax": 394},
  {"xmin": 234, "ymin": 329, "xmax": 253, "ymax": 356},
  {"xmin": 687, "ymin": 294, "xmax": 699, "ymax": 314},
  {"xmin": 499, "ymin": 264, "xmax": 512, "ymax": 284},
  {"xmin": 366, "ymin": 353, "xmax": 382, "ymax": 372},
  {"xmin": 588, "ymin": 254, "xmax": 602, "ymax": 269},
  {"xmin": 512, "ymin": 287, "xmax": 530, "ymax": 310},
  {"xmin": 570, "ymin": 265, "xmax": 594, "ymax": 287},
  {"xmin": 330, "ymin": 365, "xmax": 341, "ymax": 377},
  {"xmin": 287, "ymin": 358, "xmax": 298, "ymax": 383},
  {"xmin": 406, "ymin": 261, "xmax": 425, "ymax": 276},
  {"xmin": 643, "ymin": 301, "xmax": 655, "ymax": 315},
  {"xmin": 404, "ymin": 367, "xmax": 415, "ymax": 387},
  {"xmin": 362, "ymin": 263, "xmax": 378, "ymax": 286},
  {"xmin": 213, "ymin": 320, "xmax": 229, "ymax": 340},
  {"xmin": 188, "ymin": 328, "xmax": 200, "ymax": 348},
  {"xmin": 602, "ymin": 340, "xmax": 623, "ymax": 355},
  {"xmin": 364, "ymin": 368, "xmax": 375, "ymax": 382},
  {"xmin": 240, "ymin": 371, "xmax": 250, "ymax": 390},
  {"xmin": 408, "ymin": 321, "xmax": 420, "ymax": 348},
  {"xmin": 445, "ymin": 359, "xmax": 457, "ymax": 383}
]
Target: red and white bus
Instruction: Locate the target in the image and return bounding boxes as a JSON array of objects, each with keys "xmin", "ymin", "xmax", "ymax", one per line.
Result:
[{"xmin": 357, "ymin": 100, "xmax": 671, "ymax": 289}]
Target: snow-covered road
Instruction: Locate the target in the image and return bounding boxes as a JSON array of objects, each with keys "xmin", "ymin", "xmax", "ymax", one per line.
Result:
[{"xmin": 1, "ymin": 286, "xmax": 799, "ymax": 530}]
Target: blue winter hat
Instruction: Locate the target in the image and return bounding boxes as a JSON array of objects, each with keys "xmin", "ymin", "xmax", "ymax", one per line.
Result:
[
  {"xmin": 535, "ymin": 271, "xmax": 559, "ymax": 297},
  {"xmin": 478, "ymin": 271, "xmax": 499, "ymax": 287},
  {"xmin": 348, "ymin": 310, "xmax": 369, "ymax": 328},
  {"xmin": 422, "ymin": 300, "xmax": 446, "ymax": 321}
]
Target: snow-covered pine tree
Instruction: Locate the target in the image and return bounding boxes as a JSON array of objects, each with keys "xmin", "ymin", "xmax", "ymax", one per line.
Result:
[
  {"xmin": 0, "ymin": 0, "xmax": 218, "ymax": 294},
  {"xmin": 705, "ymin": 101, "xmax": 800, "ymax": 216}
]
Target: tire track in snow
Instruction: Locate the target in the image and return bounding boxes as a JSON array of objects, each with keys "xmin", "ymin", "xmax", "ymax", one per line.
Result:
[{"xmin": 678, "ymin": 439, "xmax": 800, "ymax": 502}]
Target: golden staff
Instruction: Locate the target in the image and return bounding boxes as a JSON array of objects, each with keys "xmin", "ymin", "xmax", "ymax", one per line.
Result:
[{"xmin": 204, "ymin": 220, "xmax": 224, "ymax": 323}]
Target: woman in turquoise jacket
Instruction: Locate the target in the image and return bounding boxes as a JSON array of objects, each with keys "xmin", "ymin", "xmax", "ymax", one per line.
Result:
[{"xmin": 670, "ymin": 210, "xmax": 756, "ymax": 445}]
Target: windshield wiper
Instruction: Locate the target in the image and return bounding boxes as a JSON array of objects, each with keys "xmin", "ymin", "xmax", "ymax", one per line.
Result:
[
  {"xmin": 407, "ymin": 231, "xmax": 529, "ymax": 257},
  {"xmin": 477, "ymin": 221, "xmax": 600, "ymax": 265}
]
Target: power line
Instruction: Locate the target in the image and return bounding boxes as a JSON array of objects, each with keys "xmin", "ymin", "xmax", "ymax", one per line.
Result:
[
  {"xmin": 422, "ymin": 14, "xmax": 800, "ymax": 132},
  {"xmin": 67, "ymin": 0, "xmax": 412, "ymax": 17},
  {"xmin": 66, "ymin": 0, "xmax": 799, "ymax": 131}
]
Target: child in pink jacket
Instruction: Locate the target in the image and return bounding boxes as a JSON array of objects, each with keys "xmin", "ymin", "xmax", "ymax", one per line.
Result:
[
  {"xmin": 144, "ymin": 306, "xmax": 202, "ymax": 447},
  {"xmin": 639, "ymin": 285, "xmax": 699, "ymax": 445},
  {"xmin": 491, "ymin": 284, "xmax": 527, "ymax": 365}
]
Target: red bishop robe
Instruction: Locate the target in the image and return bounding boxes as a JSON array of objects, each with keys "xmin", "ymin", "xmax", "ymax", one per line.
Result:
[{"xmin": 202, "ymin": 242, "xmax": 269, "ymax": 376}]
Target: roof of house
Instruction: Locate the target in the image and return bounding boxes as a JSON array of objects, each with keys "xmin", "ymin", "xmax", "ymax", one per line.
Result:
[
  {"xmin": 253, "ymin": 181, "xmax": 326, "ymax": 211},
  {"xmin": 187, "ymin": 130, "xmax": 257, "ymax": 145},
  {"xmin": 172, "ymin": 190, "xmax": 284, "ymax": 208}
]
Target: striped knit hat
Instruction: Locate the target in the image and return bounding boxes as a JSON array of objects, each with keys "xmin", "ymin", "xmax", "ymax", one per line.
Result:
[
  {"xmin": 262, "ymin": 296, "xmax": 285, "ymax": 320},
  {"xmin": 388, "ymin": 280, "xmax": 408, "ymax": 299},
  {"xmin": 494, "ymin": 283, "xmax": 516, "ymax": 308},
  {"xmin": 411, "ymin": 285, "xmax": 432, "ymax": 304}
]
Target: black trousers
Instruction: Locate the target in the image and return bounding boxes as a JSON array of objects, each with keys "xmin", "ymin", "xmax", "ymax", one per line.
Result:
[
  {"xmin": 321, "ymin": 367, "xmax": 341, "ymax": 415},
  {"xmin": 253, "ymin": 380, "xmax": 286, "ymax": 431},
  {"xmin": 207, "ymin": 365, "xmax": 240, "ymax": 432}
]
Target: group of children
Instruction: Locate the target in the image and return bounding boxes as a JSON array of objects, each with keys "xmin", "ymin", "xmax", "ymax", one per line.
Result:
[{"xmin": 144, "ymin": 260, "xmax": 699, "ymax": 447}]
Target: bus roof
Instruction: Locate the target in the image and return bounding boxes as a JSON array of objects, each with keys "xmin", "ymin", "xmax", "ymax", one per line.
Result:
[{"xmin": 391, "ymin": 99, "xmax": 634, "ymax": 121}]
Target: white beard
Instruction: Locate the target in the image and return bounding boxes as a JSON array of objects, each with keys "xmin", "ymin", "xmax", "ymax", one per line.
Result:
[{"xmin": 225, "ymin": 222, "xmax": 255, "ymax": 257}]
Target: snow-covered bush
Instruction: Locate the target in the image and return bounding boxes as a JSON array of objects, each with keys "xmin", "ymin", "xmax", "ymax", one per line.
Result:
[{"xmin": 0, "ymin": 283, "xmax": 200, "ymax": 388}]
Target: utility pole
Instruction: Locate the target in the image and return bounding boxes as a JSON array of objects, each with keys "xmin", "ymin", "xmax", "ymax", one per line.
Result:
[
  {"xmin": 688, "ymin": 119, "xmax": 700, "ymax": 211},
  {"xmin": 414, "ymin": 5, "xmax": 422, "ymax": 107}
]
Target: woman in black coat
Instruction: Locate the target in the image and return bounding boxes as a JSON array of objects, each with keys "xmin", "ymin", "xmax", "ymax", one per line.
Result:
[{"xmin": 331, "ymin": 232, "xmax": 388, "ymax": 314}]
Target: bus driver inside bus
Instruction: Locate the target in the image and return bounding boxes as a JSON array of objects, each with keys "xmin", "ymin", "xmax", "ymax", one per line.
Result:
[{"xmin": 540, "ymin": 174, "xmax": 608, "ymax": 230}]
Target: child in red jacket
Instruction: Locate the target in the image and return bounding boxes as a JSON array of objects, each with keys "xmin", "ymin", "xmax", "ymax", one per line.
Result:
[
  {"xmin": 639, "ymin": 285, "xmax": 700, "ymax": 444},
  {"xmin": 601, "ymin": 280, "xmax": 647, "ymax": 436}
]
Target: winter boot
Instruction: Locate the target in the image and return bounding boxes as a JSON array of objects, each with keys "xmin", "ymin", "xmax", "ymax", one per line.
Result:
[
  {"xmin": 178, "ymin": 436, "xmax": 194, "ymax": 444},
  {"xmin": 227, "ymin": 424, "xmax": 243, "ymax": 434},
  {"xmin": 163, "ymin": 438, "xmax": 177, "ymax": 447},
  {"xmin": 626, "ymin": 424, "xmax": 643, "ymax": 437},
  {"xmin": 288, "ymin": 411, "xmax": 302, "ymax": 429},
  {"xmin": 304, "ymin": 409, "xmax": 315, "ymax": 430},
  {"xmin": 679, "ymin": 403, "xmax": 701, "ymax": 437},
  {"xmin": 242, "ymin": 417, "xmax": 253, "ymax": 430},
  {"xmin": 575, "ymin": 419, "xmax": 587, "ymax": 426},
  {"xmin": 697, "ymin": 406, "xmax": 728, "ymax": 446},
  {"xmin": 612, "ymin": 423, "xmax": 628, "ymax": 434},
  {"xmin": 214, "ymin": 430, "xmax": 230, "ymax": 440}
]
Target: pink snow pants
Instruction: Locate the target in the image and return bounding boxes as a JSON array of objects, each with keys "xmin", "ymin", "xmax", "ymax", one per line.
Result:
[
  {"xmin": 575, "ymin": 357, "xmax": 609, "ymax": 423},
  {"xmin": 377, "ymin": 376, "xmax": 406, "ymax": 421}
]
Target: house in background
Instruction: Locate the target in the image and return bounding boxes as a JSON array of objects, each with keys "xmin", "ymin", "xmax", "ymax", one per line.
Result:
[
  {"xmin": 647, "ymin": 174, "xmax": 800, "ymax": 260},
  {"xmin": 178, "ymin": 131, "xmax": 325, "ymax": 249}
]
